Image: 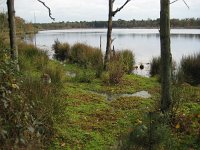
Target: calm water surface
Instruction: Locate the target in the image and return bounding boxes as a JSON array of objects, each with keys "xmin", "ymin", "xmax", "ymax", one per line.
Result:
[{"xmin": 27, "ymin": 28, "xmax": 200, "ymax": 75}]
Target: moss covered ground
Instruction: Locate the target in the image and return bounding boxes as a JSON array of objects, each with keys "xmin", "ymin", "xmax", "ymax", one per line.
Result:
[{"xmin": 50, "ymin": 63, "xmax": 200, "ymax": 150}]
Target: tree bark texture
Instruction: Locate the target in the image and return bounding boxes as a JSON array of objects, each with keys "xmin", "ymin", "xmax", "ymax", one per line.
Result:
[
  {"xmin": 160, "ymin": 0, "xmax": 172, "ymax": 112},
  {"xmin": 7, "ymin": 0, "xmax": 19, "ymax": 71},
  {"xmin": 104, "ymin": 0, "xmax": 113, "ymax": 69}
]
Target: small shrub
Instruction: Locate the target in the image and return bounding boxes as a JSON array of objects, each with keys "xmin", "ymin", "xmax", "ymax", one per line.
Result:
[
  {"xmin": 18, "ymin": 43, "xmax": 49, "ymax": 71},
  {"xmin": 70, "ymin": 43, "xmax": 103, "ymax": 72},
  {"xmin": 178, "ymin": 53, "xmax": 200, "ymax": 85},
  {"xmin": 74, "ymin": 70, "xmax": 95, "ymax": 83},
  {"xmin": 119, "ymin": 50, "xmax": 135, "ymax": 74},
  {"xmin": 20, "ymin": 76, "xmax": 65, "ymax": 146},
  {"xmin": 128, "ymin": 112, "xmax": 179, "ymax": 149},
  {"xmin": 43, "ymin": 63, "xmax": 64, "ymax": 85},
  {"xmin": 89, "ymin": 48, "xmax": 103, "ymax": 77},
  {"xmin": 52, "ymin": 40, "xmax": 70, "ymax": 61},
  {"xmin": 108, "ymin": 54, "xmax": 124, "ymax": 84},
  {"xmin": 70, "ymin": 43, "xmax": 91, "ymax": 66},
  {"xmin": 101, "ymin": 72, "xmax": 110, "ymax": 84},
  {"xmin": 0, "ymin": 48, "xmax": 26, "ymax": 148}
]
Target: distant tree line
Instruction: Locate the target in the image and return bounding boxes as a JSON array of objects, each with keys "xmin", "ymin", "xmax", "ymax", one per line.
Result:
[
  {"xmin": 35, "ymin": 18, "xmax": 200, "ymax": 30},
  {"xmin": 0, "ymin": 12, "xmax": 35, "ymax": 35}
]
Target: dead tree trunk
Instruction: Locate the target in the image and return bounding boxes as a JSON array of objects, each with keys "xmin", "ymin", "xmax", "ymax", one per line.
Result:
[
  {"xmin": 104, "ymin": 0, "xmax": 131, "ymax": 69},
  {"xmin": 104, "ymin": 0, "xmax": 113, "ymax": 69},
  {"xmin": 160, "ymin": 0, "xmax": 172, "ymax": 112},
  {"xmin": 7, "ymin": 0, "xmax": 19, "ymax": 71}
]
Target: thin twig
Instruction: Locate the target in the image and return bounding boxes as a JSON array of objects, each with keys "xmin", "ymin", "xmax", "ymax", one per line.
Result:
[
  {"xmin": 170, "ymin": 0, "xmax": 179, "ymax": 4},
  {"xmin": 37, "ymin": 0, "xmax": 55, "ymax": 21},
  {"xmin": 170, "ymin": 0, "xmax": 189, "ymax": 9},
  {"xmin": 182, "ymin": 0, "xmax": 189, "ymax": 9}
]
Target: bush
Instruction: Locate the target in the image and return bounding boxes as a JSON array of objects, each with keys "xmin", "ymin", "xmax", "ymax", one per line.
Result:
[
  {"xmin": 178, "ymin": 53, "xmax": 200, "ymax": 85},
  {"xmin": 70, "ymin": 43, "xmax": 91, "ymax": 65},
  {"xmin": 43, "ymin": 62, "xmax": 64, "ymax": 85},
  {"xmin": 52, "ymin": 40, "xmax": 70, "ymax": 61},
  {"xmin": 0, "ymin": 43, "xmax": 65, "ymax": 148},
  {"xmin": 0, "ymin": 48, "xmax": 26, "ymax": 148},
  {"xmin": 128, "ymin": 112, "xmax": 179, "ymax": 149},
  {"xmin": 18, "ymin": 43, "xmax": 49, "ymax": 71},
  {"xmin": 74, "ymin": 70, "xmax": 95, "ymax": 83},
  {"xmin": 118, "ymin": 50, "xmax": 135, "ymax": 74},
  {"xmin": 70, "ymin": 43, "xmax": 103, "ymax": 76},
  {"xmin": 89, "ymin": 48, "xmax": 103, "ymax": 77},
  {"xmin": 108, "ymin": 54, "xmax": 125, "ymax": 84},
  {"xmin": 20, "ymin": 76, "xmax": 65, "ymax": 147}
]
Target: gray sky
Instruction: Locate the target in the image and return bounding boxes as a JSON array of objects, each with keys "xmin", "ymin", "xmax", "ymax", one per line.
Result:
[{"xmin": 0, "ymin": 0, "xmax": 200, "ymax": 23}]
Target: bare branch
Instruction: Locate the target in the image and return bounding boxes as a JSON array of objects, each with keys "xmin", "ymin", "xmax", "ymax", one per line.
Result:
[
  {"xmin": 182, "ymin": 0, "xmax": 189, "ymax": 9},
  {"xmin": 170, "ymin": 0, "xmax": 189, "ymax": 9},
  {"xmin": 170, "ymin": 0, "xmax": 179, "ymax": 4},
  {"xmin": 37, "ymin": 0, "xmax": 55, "ymax": 21},
  {"xmin": 112, "ymin": 0, "xmax": 131, "ymax": 17}
]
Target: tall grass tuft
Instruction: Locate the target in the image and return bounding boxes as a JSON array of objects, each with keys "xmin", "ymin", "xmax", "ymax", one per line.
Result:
[
  {"xmin": 118, "ymin": 49, "xmax": 135, "ymax": 74},
  {"xmin": 108, "ymin": 53, "xmax": 125, "ymax": 84},
  {"xmin": 150, "ymin": 56, "xmax": 161, "ymax": 77},
  {"xmin": 178, "ymin": 53, "xmax": 200, "ymax": 85},
  {"xmin": 70, "ymin": 43, "xmax": 104, "ymax": 76},
  {"xmin": 43, "ymin": 62, "xmax": 65, "ymax": 85},
  {"xmin": 52, "ymin": 40, "xmax": 70, "ymax": 61},
  {"xmin": 18, "ymin": 43, "xmax": 49, "ymax": 71},
  {"xmin": 150, "ymin": 56, "xmax": 176, "ymax": 82},
  {"xmin": 102, "ymin": 50, "xmax": 134, "ymax": 84},
  {"xmin": 70, "ymin": 43, "xmax": 91, "ymax": 65}
]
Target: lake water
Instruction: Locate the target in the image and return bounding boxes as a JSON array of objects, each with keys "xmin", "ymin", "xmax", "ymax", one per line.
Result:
[{"xmin": 26, "ymin": 28, "xmax": 200, "ymax": 76}]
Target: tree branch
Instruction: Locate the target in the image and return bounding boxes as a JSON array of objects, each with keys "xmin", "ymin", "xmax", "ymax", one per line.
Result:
[
  {"xmin": 170, "ymin": 0, "xmax": 189, "ymax": 9},
  {"xmin": 170, "ymin": 0, "xmax": 179, "ymax": 4},
  {"xmin": 182, "ymin": 0, "xmax": 189, "ymax": 9},
  {"xmin": 37, "ymin": 0, "xmax": 55, "ymax": 21},
  {"xmin": 112, "ymin": 0, "xmax": 131, "ymax": 17}
]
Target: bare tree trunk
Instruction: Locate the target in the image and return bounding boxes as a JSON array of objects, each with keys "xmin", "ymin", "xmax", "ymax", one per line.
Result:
[
  {"xmin": 104, "ymin": 0, "xmax": 113, "ymax": 69},
  {"xmin": 7, "ymin": 0, "xmax": 19, "ymax": 71},
  {"xmin": 104, "ymin": 0, "xmax": 131, "ymax": 69},
  {"xmin": 160, "ymin": 0, "xmax": 172, "ymax": 112}
]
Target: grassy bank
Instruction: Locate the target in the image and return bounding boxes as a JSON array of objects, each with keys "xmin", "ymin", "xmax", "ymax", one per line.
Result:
[
  {"xmin": 1, "ymin": 42, "xmax": 199, "ymax": 149},
  {"xmin": 52, "ymin": 62, "xmax": 200, "ymax": 149}
]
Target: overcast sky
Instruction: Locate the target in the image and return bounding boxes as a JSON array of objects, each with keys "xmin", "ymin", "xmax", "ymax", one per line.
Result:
[{"xmin": 0, "ymin": 0, "xmax": 200, "ymax": 23}]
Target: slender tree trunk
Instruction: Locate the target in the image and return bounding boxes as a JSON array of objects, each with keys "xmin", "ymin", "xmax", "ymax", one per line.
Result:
[
  {"xmin": 160, "ymin": 0, "xmax": 172, "ymax": 112},
  {"xmin": 104, "ymin": 0, "xmax": 113, "ymax": 69},
  {"xmin": 7, "ymin": 0, "xmax": 19, "ymax": 71}
]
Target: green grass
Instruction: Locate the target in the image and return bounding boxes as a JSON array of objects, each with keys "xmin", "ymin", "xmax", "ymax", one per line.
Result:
[
  {"xmin": 4, "ymin": 42, "xmax": 199, "ymax": 149},
  {"xmin": 49, "ymin": 63, "xmax": 200, "ymax": 149},
  {"xmin": 50, "ymin": 63, "xmax": 160, "ymax": 149}
]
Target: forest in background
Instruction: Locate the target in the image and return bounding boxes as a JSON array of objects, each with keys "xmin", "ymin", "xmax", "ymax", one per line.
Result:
[
  {"xmin": 1, "ymin": 12, "xmax": 199, "ymax": 32},
  {"xmin": 36, "ymin": 18, "xmax": 200, "ymax": 30}
]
